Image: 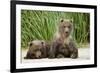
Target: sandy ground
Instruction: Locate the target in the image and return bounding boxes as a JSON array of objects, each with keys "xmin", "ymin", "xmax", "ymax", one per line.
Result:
[{"xmin": 21, "ymin": 48, "xmax": 90, "ymax": 63}]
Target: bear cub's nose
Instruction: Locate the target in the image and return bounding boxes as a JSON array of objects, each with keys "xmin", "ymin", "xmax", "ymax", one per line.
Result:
[{"xmin": 65, "ymin": 31, "xmax": 68, "ymax": 34}]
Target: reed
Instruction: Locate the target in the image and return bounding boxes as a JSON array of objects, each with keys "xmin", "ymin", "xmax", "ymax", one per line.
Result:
[{"xmin": 21, "ymin": 10, "xmax": 90, "ymax": 48}]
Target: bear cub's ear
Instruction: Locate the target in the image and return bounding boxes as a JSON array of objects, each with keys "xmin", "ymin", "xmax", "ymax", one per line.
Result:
[
  {"xmin": 29, "ymin": 42, "xmax": 33, "ymax": 46},
  {"xmin": 60, "ymin": 18, "xmax": 64, "ymax": 22},
  {"xmin": 28, "ymin": 42, "xmax": 32, "ymax": 47},
  {"xmin": 60, "ymin": 18, "xmax": 73, "ymax": 23},
  {"xmin": 70, "ymin": 19, "xmax": 73, "ymax": 23}
]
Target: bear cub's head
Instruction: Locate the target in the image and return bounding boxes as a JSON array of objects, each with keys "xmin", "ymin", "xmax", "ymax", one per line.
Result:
[
  {"xmin": 24, "ymin": 40, "xmax": 46, "ymax": 59},
  {"xmin": 59, "ymin": 19, "xmax": 73, "ymax": 37}
]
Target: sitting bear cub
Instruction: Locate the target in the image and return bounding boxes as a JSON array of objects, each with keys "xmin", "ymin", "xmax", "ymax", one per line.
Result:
[{"xmin": 49, "ymin": 19, "xmax": 78, "ymax": 59}]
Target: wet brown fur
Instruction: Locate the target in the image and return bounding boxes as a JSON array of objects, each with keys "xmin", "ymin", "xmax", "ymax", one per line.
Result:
[{"xmin": 49, "ymin": 19, "xmax": 78, "ymax": 59}]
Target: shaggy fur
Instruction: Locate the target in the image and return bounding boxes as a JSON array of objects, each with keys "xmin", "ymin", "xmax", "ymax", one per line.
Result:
[
  {"xmin": 24, "ymin": 40, "xmax": 49, "ymax": 59},
  {"xmin": 49, "ymin": 19, "xmax": 78, "ymax": 59}
]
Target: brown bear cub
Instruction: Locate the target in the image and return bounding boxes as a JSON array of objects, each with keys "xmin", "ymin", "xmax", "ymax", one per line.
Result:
[
  {"xmin": 49, "ymin": 19, "xmax": 78, "ymax": 59},
  {"xmin": 24, "ymin": 40, "xmax": 49, "ymax": 59}
]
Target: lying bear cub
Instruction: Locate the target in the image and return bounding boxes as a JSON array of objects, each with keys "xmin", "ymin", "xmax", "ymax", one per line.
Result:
[{"xmin": 24, "ymin": 40, "xmax": 49, "ymax": 59}]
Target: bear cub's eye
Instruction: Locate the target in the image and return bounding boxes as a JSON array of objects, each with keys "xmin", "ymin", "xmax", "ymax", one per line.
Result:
[
  {"xmin": 63, "ymin": 26, "xmax": 66, "ymax": 28},
  {"xmin": 41, "ymin": 42, "xmax": 44, "ymax": 45},
  {"xmin": 68, "ymin": 26, "xmax": 70, "ymax": 28}
]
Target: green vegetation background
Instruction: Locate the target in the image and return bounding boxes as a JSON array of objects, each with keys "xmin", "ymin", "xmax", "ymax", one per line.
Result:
[{"xmin": 21, "ymin": 10, "xmax": 90, "ymax": 48}]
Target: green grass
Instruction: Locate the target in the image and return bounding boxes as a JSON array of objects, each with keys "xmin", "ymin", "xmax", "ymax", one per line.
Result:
[{"xmin": 21, "ymin": 10, "xmax": 90, "ymax": 48}]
